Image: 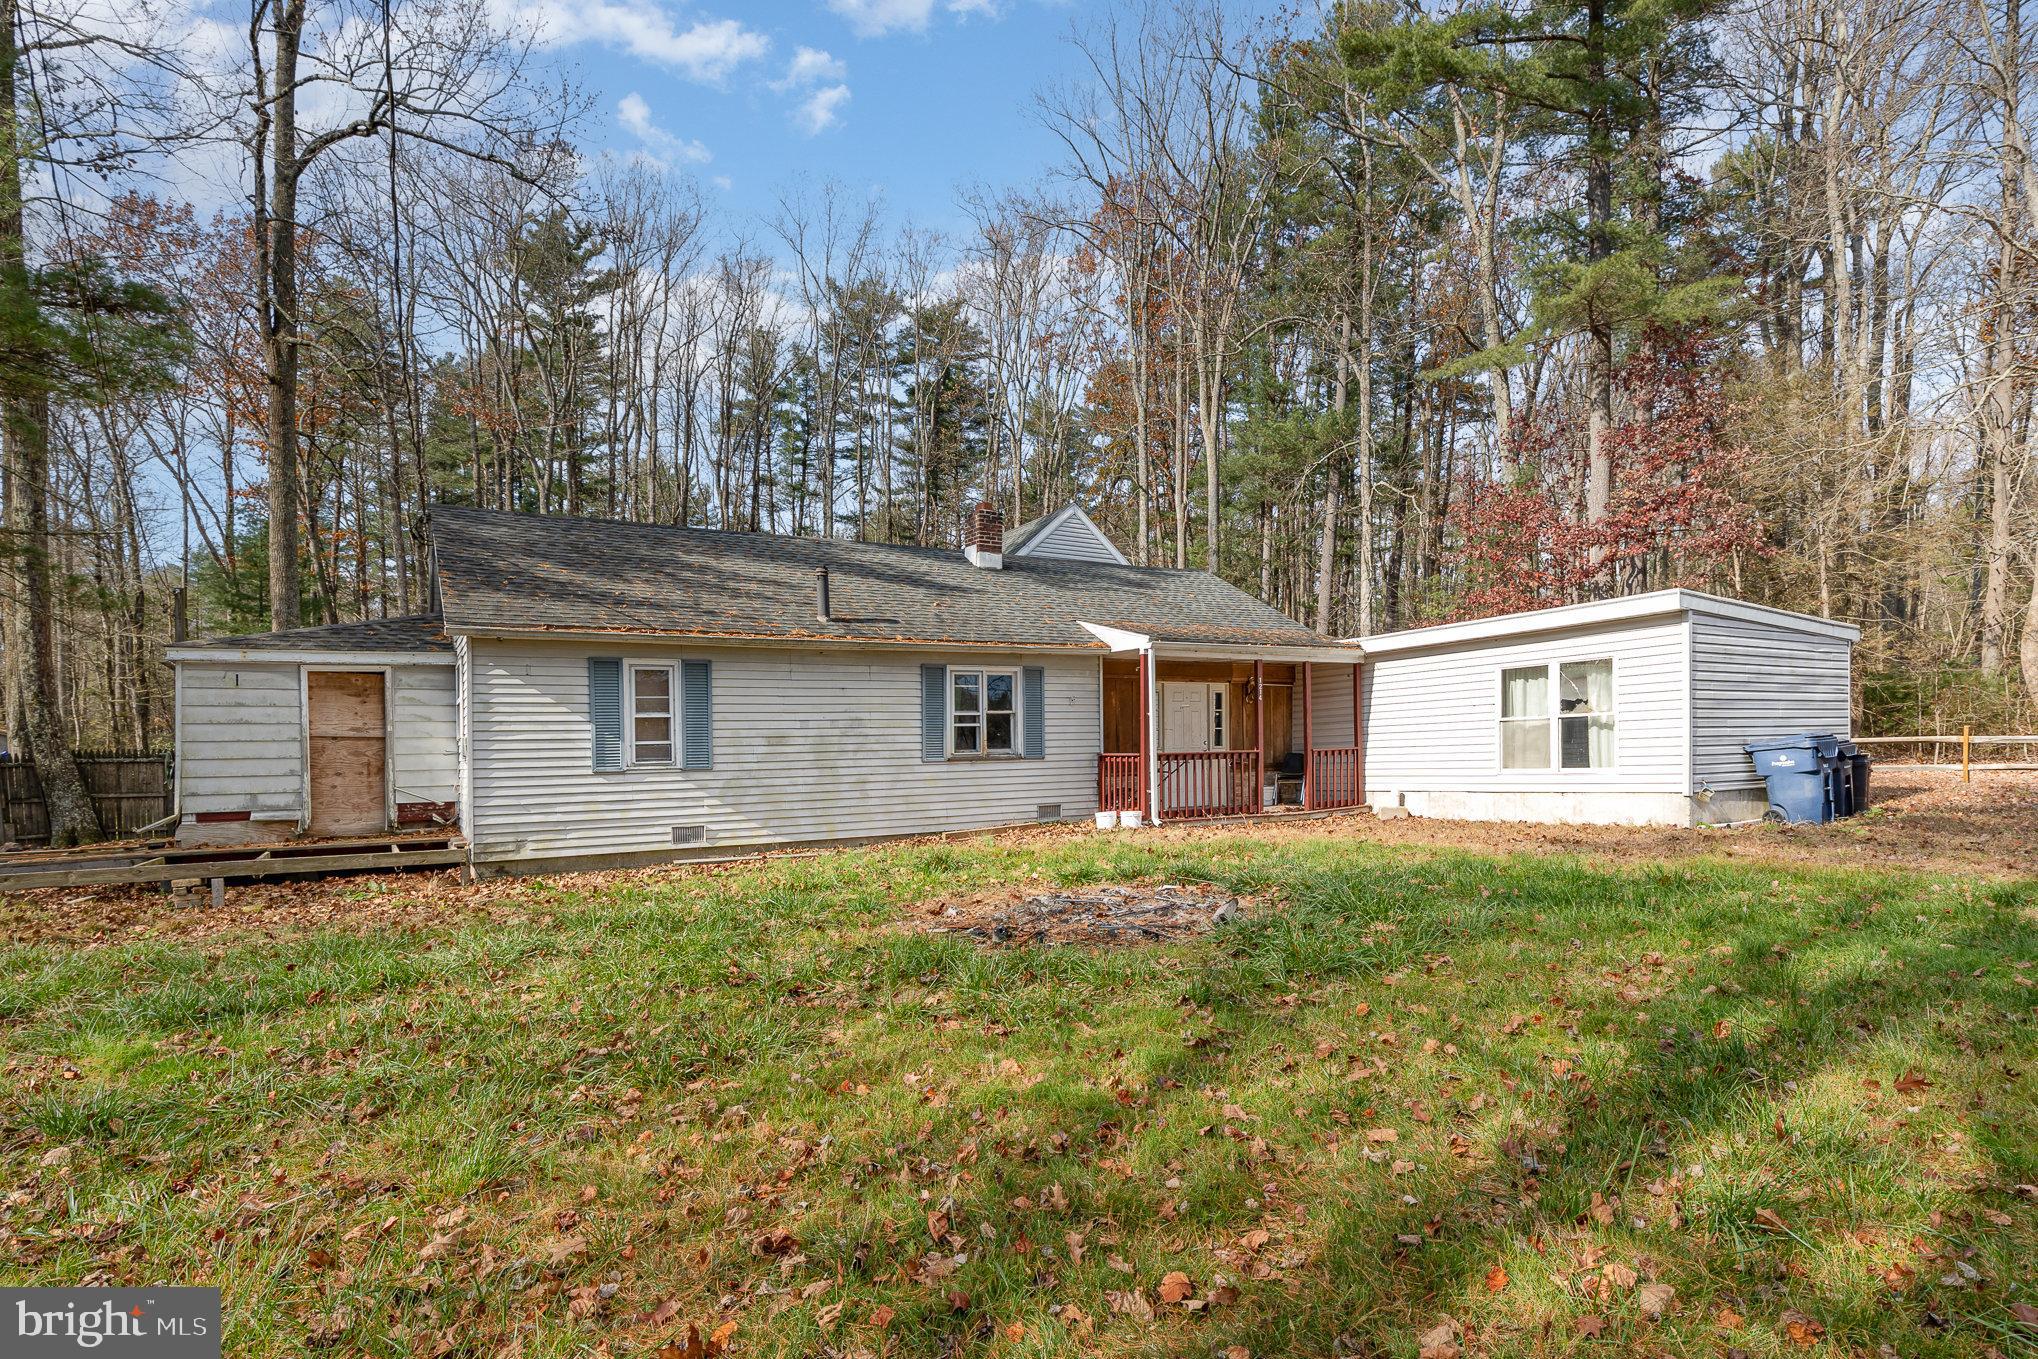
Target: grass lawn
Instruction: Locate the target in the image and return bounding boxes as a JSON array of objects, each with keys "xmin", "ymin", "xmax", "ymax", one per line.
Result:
[{"xmin": 4, "ymin": 825, "xmax": 2037, "ymax": 1358}]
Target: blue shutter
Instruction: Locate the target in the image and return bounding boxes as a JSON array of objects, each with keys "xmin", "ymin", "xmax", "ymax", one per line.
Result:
[
  {"xmin": 1021, "ymin": 666, "xmax": 1045, "ymax": 759},
  {"xmin": 588, "ymin": 657, "xmax": 623, "ymax": 772},
  {"xmin": 680, "ymin": 659, "xmax": 713, "ymax": 770},
  {"xmin": 920, "ymin": 664, "xmax": 947, "ymax": 762}
]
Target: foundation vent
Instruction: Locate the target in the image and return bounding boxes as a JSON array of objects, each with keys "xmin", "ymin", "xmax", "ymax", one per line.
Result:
[
  {"xmin": 671, "ymin": 824, "xmax": 709, "ymax": 848},
  {"xmin": 1036, "ymin": 803, "xmax": 1063, "ymax": 821}
]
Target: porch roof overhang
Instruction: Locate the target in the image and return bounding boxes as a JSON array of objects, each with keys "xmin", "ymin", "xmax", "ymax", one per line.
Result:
[{"xmin": 1078, "ymin": 622, "xmax": 1366, "ymax": 665}]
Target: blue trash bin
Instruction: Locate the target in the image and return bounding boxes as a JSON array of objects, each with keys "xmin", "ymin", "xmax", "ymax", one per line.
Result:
[{"xmin": 1744, "ymin": 735, "xmax": 1835, "ymax": 823}]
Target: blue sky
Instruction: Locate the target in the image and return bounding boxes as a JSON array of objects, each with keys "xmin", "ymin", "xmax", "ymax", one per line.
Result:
[{"xmin": 578, "ymin": 0, "xmax": 1092, "ymax": 237}]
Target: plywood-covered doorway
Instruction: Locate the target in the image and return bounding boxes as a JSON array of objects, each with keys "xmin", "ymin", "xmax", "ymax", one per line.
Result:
[{"xmin": 307, "ymin": 671, "xmax": 388, "ymax": 837}]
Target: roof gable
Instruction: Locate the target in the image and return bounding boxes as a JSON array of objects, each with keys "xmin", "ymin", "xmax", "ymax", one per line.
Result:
[{"xmin": 1005, "ymin": 505, "xmax": 1127, "ymax": 565}]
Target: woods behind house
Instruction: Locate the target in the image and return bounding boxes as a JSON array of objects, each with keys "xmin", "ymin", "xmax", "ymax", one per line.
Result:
[{"xmin": 3, "ymin": 0, "xmax": 2036, "ymax": 845}]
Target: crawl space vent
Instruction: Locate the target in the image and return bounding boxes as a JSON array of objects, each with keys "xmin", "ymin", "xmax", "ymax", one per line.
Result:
[
  {"xmin": 670, "ymin": 824, "xmax": 708, "ymax": 848},
  {"xmin": 1036, "ymin": 803, "xmax": 1063, "ymax": 822}
]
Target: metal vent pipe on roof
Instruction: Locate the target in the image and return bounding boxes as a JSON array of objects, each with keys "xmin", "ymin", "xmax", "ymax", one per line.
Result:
[{"xmin": 814, "ymin": 567, "xmax": 831, "ymax": 623}]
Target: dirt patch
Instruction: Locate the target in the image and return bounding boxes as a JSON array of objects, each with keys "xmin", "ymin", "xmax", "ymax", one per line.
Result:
[
  {"xmin": 5, "ymin": 768, "xmax": 2029, "ymax": 952},
  {"xmin": 911, "ymin": 883, "xmax": 1251, "ymax": 947},
  {"xmin": 1119, "ymin": 766, "xmax": 2038, "ymax": 881}
]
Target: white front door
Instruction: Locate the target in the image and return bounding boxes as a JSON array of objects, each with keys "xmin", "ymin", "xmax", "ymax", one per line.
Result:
[
  {"xmin": 1162, "ymin": 682, "xmax": 1218, "ymax": 752},
  {"xmin": 1160, "ymin": 683, "xmax": 1229, "ymax": 813}
]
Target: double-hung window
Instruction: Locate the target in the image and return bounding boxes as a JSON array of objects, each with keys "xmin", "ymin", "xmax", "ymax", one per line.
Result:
[
  {"xmin": 628, "ymin": 662, "xmax": 677, "ymax": 765},
  {"xmin": 951, "ymin": 667, "xmax": 1018, "ymax": 756},
  {"xmin": 1499, "ymin": 659, "xmax": 1615, "ymax": 770}
]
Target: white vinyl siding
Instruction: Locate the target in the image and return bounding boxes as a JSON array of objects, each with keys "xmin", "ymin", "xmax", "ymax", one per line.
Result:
[
  {"xmin": 175, "ymin": 662, "xmax": 303, "ymax": 815},
  {"xmin": 464, "ymin": 641, "xmax": 1101, "ymax": 863},
  {"xmin": 174, "ymin": 659, "xmax": 457, "ymax": 818},
  {"xmin": 1689, "ymin": 612, "xmax": 1852, "ymax": 792},
  {"xmin": 1362, "ymin": 616, "xmax": 1688, "ymax": 797},
  {"xmin": 1290, "ymin": 662, "xmax": 1358, "ymax": 749},
  {"xmin": 1022, "ymin": 514, "xmax": 1122, "ymax": 563},
  {"xmin": 390, "ymin": 665, "xmax": 460, "ymax": 806}
]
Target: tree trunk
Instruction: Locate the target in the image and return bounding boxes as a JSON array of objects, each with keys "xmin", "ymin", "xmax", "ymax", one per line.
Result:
[
  {"xmin": 260, "ymin": 0, "xmax": 305, "ymax": 631},
  {"xmin": 1316, "ymin": 311, "xmax": 1350, "ymax": 634},
  {"xmin": 1582, "ymin": 0, "xmax": 1614, "ymax": 531},
  {"xmin": 0, "ymin": 0, "xmax": 99, "ymax": 844}
]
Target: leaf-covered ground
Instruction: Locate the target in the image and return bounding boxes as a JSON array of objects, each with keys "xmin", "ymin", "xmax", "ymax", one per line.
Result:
[{"xmin": 4, "ymin": 821, "xmax": 2037, "ymax": 1358}]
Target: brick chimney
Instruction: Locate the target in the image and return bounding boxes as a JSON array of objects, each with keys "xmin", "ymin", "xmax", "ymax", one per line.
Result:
[{"xmin": 964, "ymin": 501, "xmax": 1004, "ymax": 570}]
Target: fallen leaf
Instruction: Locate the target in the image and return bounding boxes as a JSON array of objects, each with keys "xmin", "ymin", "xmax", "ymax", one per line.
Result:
[
  {"xmin": 867, "ymin": 1305, "xmax": 895, "ymax": 1330},
  {"xmin": 1417, "ymin": 1319, "xmax": 1460, "ymax": 1356},
  {"xmin": 1601, "ymin": 1262, "xmax": 1638, "ymax": 1291},
  {"xmin": 1636, "ymin": 1282, "xmax": 1674, "ymax": 1320},
  {"xmin": 1105, "ymin": 1289, "xmax": 1154, "ymax": 1321},
  {"xmin": 1751, "ymin": 1207, "xmax": 1791, "ymax": 1234},
  {"xmin": 1576, "ymin": 1314, "xmax": 1607, "ymax": 1339},
  {"xmin": 1780, "ymin": 1309, "xmax": 1825, "ymax": 1347},
  {"xmin": 1484, "ymin": 1265, "xmax": 1508, "ymax": 1293},
  {"xmin": 1157, "ymin": 1271, "xmax": 1195, "ymax": 1305},
  {"xmin": 1893, "ymin": 1071, "xmax": 1932, "ymax": 1094},
  {"xmin": 1366, "ymin": 1127, "xmax": 1399, "ymax": 1143}
]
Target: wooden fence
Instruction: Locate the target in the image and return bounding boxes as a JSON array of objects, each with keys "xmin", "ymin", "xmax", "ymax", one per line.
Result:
[{"xmin": 0, "ymin": 751, "xmax": 174, "ymax": 846}]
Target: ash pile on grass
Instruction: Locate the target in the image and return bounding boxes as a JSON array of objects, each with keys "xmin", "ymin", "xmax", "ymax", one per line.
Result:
[{"xmin": 918, "ymin": 883, "xmax": 1247, "ymax": 946}]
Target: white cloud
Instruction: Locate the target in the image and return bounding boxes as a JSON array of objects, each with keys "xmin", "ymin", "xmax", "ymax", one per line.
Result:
[
  {"xmin": 774, "ymin": 45, "xmax": 847, "ymax": 90},
  {"xmin": 711, "ymin": 174, "xmax": 734, "ymax": 192},
  {"xmin": 523, "ymin": 3, "xmax": 767, "ymax": 81},
  {"xmin": 947, "ymin": 0, "xmax": 999, "ymax": 16},
  {"xmin": 825, "ymin": 0, "xmax": 935, "ymax": 37},
  {"xmin": 795, "ymin": 83, "xmax": 851, "ymax": 135},
  {"xmin": 617, "ymin": 91, "xmax": 712, "ymax": 167}
]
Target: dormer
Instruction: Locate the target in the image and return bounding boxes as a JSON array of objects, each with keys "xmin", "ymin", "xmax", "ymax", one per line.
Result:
[{"xmin": 1001, "ymin": 504, "xmax": 1128, "ymax": 565}]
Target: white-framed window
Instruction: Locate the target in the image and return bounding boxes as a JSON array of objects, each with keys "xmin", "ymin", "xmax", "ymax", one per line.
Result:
[
  {"xmin": 951, "ymin": 667, "xmax": 1019, "ymax": 757},
  {"xmin": 628, "ymin": 661, "xmax": 677, "ymax": 765},
  {"xmin": 1499, "ymin": 658, "xmax": 1616, "ymax": 770}
]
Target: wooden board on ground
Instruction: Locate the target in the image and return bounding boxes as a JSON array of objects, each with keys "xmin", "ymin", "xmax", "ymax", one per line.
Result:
[{"xmin": 308, "ymin": 672, "xmax": 387, "ymax": 837}]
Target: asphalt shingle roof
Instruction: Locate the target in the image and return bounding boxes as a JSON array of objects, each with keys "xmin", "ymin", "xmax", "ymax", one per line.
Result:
[
  {"xmin": 189, "ymin": 615, "xmax": 453, "ymax": 653},
  {"xmin": 1002, "ymin": 511, "xmax": 1053, "ymax": 554},
  {"xmin": 429, "ymin": 506, "xmax": 1323, "ymax": 651}
]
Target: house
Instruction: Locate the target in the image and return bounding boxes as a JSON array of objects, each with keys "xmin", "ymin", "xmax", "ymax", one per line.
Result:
[
  {"xmin": 164, "ymin": 504, "xmax": 1858, "ymax": 869},
  {"xmin": 165, "ymin": 504, "xmax": 1365, "ymax": 869},
  {"xmin": 1353, "ymin": 590, "xmax": 1859, "ymax": 826}
]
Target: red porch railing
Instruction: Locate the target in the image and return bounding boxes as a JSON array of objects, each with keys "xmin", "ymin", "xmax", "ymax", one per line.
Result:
[
  {"xmin": 1098, "ymin": 752, "xmax": 1142, "ymax": 812},
  {"xmin": 1158, "ymin": 750, "xmax": 1260, "ymax": 818},
  {"xmin": 1310, "ymin": 746, "xmax": 1364, "ymax": 810}
]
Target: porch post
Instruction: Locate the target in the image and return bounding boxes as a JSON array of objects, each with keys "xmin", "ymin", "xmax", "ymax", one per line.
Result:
[
  {"xmin": 1138, "ymin": 647, "xmax": 1155, "ymax": 824},
  {"xmin": 1253, "ymin": 659, "xmax": 1265, "ymax": 813},
  {"xmin": 1302, "ymin": 660, "xmax": 1315, "ymax": 811},
  {"xmin": 1352, "ymin": 661, "xmax": 1364, "ymax": 807}
]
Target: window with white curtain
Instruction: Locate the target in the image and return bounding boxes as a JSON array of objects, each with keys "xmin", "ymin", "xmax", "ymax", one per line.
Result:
[
  {"xmin": 1559, "ymin": 660, "xmax": 1616, "ymax": 769},
  {"xmin": 1500, "ymin": 665, "xmax": 1551, "ymax": 769},
  {"xmin": 1499, "ymin": 659, "xmax": 1615, "ymax": 770}
]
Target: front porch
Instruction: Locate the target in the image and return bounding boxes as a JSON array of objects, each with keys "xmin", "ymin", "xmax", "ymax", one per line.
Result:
[{"xmin": 1093, "ymin": 641, "xmax": 1367, "ymax": 823}]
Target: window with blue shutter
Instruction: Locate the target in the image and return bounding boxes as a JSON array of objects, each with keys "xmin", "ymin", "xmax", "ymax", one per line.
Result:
[
  {"xmin": 920, "ymin": 664, "xmax": 947, "ymax": 761},
  {"xmin": 680, "ymin": 659, "xmax": 713, "ymax": 769},
  {"xmin": 1021, "ymin": 666, "xmax": 1045, "ymax": 759},
  {"xmin": 588, "ymin": 657, "xmax": 623, "ymax": 771}
]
